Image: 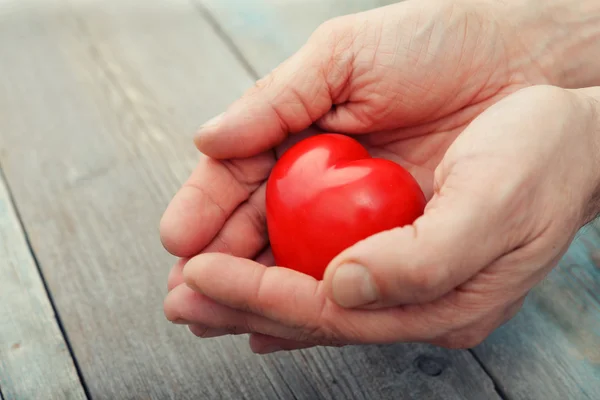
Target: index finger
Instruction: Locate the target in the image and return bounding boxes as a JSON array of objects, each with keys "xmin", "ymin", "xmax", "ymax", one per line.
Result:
[
  {"xmin": 193, "ymin": 30, "xmax": 340, "ymax": 160},
  {"xmin": 160, "ymin": 152, "xmax": 274, "ymax": 257}
]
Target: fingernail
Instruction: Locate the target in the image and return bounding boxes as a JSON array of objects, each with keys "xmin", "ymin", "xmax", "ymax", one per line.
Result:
[
  {"xmin": 200, "ymin": 112, "xmax": 224, "ymax": 130},
  {"xmin": 194, "ymin": 112, "xmax": 225, "ymax": 144},
  {"xmin": 189, "ymin": 325, "xmax": 230, "ymax": 338},
  {"xmin": 256, "ymin": 344, "xmax": 283, "ymax": 354},
  {"xmin": 331, "ymin": 263, "xmax": 378, "ymax": 308}
]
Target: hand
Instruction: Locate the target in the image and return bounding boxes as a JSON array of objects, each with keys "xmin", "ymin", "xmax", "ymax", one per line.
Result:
[{"xmin": 160, "ymin": 0, "xmax": 600, "ymax": 352}]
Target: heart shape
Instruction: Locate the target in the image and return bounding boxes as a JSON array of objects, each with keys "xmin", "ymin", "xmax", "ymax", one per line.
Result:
[{"xmin": 266, "ymin": 133, "xmax": 426, "ymax": 280}]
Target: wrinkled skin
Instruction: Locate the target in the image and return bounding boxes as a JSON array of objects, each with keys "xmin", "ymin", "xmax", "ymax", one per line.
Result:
[{"xmin": 160, "ymin": 0, "xmax": 600, "ymax": 353}]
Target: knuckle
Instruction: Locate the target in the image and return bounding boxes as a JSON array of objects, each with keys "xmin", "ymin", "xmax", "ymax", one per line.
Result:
[
  {"xmin": 403, "ymin": 262, "xmax": 444, "ymax": 301},
  {"xmin": 310, "ymin": 16, "xmax": 354, "ymax": 65},
  {"xmin": 294, "ymin": 300, "xmax": 339, "ymax": 343},
  {"xmin": 312, "ymin": 16, "xmax": 348, "ymax": 40},
  {"xmin": 253, "ymin": 73, "xmax": 275, "ymax": 92},
  {"xmin": 517, "ymin": 85, "xmax": 574, "ymax": 110},
  {"xmin": 242, "ymin": 203, "xmax": 268, "ymax": 243},
  {"xmin": 298, "ymin": 324, "xmax": 331, "ymax": 343}
]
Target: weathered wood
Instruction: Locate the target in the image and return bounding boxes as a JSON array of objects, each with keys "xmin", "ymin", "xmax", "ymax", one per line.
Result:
[
  {"xmin": 198, "ymin": 0, "xmax": 600, "ymax": 398},
  {"xmin": 0, "ymin": 0, "xmax": 501, "ymax": 398},
  {"xmin": 472, "ymin": 223, "xmax": 600, "ymax": 399},
  {"xmin": 196, "ymin": 0, "xmax": 390, "ymax": 78},
  {"xmin": 0, "ymin": 170, "xmax": 86, "ymax": 399}
]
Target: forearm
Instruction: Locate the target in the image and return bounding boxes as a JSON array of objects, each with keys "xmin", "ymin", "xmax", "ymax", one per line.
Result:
[{"xmin": 501, "ymin": 0, "xmax": 600, "ymax": 88}]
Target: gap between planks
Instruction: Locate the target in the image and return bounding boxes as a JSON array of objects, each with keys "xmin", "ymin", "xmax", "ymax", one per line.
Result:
[
  {"xmin": 467, "ymin": 350, "xmax": 508, "ymax": 400},
  {"xmin": 190, "ymin": 0, "xmax": 259, "ymax": 80},
  {"xmin": 0, "ymin": 165, "xmax": 88, "ymax": 399}
]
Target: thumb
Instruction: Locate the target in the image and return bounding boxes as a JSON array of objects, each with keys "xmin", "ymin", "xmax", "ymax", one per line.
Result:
[
  {"xmin": 322, "ymin": 171, "xmax": 512, "ymax": 309},
  {"xmin": 194, "ymin": 21, "xmax": 353, "ymax": 160}
]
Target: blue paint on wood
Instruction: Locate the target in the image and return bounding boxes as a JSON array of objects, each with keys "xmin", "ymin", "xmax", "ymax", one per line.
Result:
[{"xmin": 474, "ymin": 221, "xmax": 600, "ymax": 399}]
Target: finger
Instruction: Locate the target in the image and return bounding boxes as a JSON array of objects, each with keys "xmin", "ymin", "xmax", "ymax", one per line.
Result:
[
  {"xmin": 183, "ymin": 253, "xmax": 325, "ymax": 323},
  {"xmin": 255, "ymin": 247, "xmax": 275, "ymax": 266},
  {"xmin": 188, "ymin": 325, "xmax": 234, "ymax": 339},
  {"xmin": 167, "ymin": 258, "xmax": 187, "ymax": 291},
  {"xmin": 321, "ymin": 162, "xmax": 519, "ymax": 309},
  {"xmin": 248, "ymin": 334, "xmax": 318, "ymax": 354},
  {"xmin": 201, "ymin": 183, "xmax": 268, "ymax": 259},
  {"xmin": 160, "ymin": 152, "xmax": 274, "ymax": 257},
  {"xmin": 164, "ymin": 284, "xmax": 315, "ymax": 341},
  {"xmin": 431, "ymin": 295, "xmax": 526, "ymax": 349},
  {"xmin": 164, "ymin": 284, "xmax": 254, "ymax": 333},
  {"xmin": 318, "ymin": 103, "xmax": 382, "ymax": 134},
  {"xmin": 181, "ymin": 253, "xmax": 445, "ymax": 344},
  {"xmin": 194, "ymin": 22, "xmax": 352, "ymax": 159}
]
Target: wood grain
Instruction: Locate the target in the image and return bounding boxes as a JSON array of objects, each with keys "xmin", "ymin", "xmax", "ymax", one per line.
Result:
[
  {"xmin": 0, "ymin": 0, "xmax": 500, "ymax": 399},
  {"xmin": 0, "ymin": 170, "xmax": 86, "ymax": 399},
  {"xmin": 196, "ymin": 0, "xmax": 392, "ymax": 77},
  {"xmin": 198, "ymin": 0, "xmax": 600, "ymax": 398},
  {"xmin": 473, "ymin": 223, "xmax": 600, "ymax": 399}
]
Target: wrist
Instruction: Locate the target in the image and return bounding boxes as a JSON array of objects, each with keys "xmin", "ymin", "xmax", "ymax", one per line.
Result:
[{"xmin": 496, "ymin": 0, "xmax": 600, "ymax": 88}]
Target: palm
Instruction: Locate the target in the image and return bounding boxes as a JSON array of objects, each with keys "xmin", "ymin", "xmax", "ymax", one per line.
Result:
[
  {"xmin": 162, "ymin": 0, "xmax": 549, "ymax": 284},
  {"xmin": 160, "ymin": 0, "xmax": 563, "ymax": 351},
  {"xmin": 273, "ymin": 78, "xmax": 522, "ymax": 204},
  {"xmin": 233, "ymin": 84, "xmax": 515, "ymax": 267}
]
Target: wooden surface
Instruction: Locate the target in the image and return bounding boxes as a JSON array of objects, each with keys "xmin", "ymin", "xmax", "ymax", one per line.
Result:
[
  {"xmin": 0, "ymin": 171, "xmax": 86, "ymax": 399},
  {"xmin": 473, "ymin": 224, "xmax": 600, "ymax": 399},
  {"xmin": 0, "ymin": 0, "xmax": 598, "ymax": 399},
  {"xmin": 0, "ymin": 0, "xmax": 498, "ymax": 399}
]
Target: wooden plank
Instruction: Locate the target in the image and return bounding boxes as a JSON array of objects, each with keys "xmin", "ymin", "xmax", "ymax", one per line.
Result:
[
  {"xmin": 198, "ymin": 0, "xmax": 600, "ymax": 398},
  {"xmin": 0, "ymin": 169, "xmax": 86, "ymax": 399},
  {"xmin": 472, "ymin": 223, "xmax": 600, "ymax": 399},
  {"xmin": 0, "ymin": 0, "xmax": 500, "ymax": 398},
  {"xmin": 196, "ymin": 0, "xmax": 390, "ymax": 77}
]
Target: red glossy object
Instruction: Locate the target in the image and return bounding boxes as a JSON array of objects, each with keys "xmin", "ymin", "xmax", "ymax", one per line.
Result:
[{"xmin": 266, "ymin": 133, "xmax": 426, "ymax": 280}]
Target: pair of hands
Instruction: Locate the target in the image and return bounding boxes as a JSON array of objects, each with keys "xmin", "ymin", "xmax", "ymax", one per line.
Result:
[{"xmin": 161, "ymin": 0, "xmax": 600, "ymax": 353}]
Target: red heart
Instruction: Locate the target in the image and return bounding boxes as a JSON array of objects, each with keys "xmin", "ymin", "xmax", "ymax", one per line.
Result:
[{"xmin": 266, "ymin": 133, "xmax": 426, "ymax": 280}]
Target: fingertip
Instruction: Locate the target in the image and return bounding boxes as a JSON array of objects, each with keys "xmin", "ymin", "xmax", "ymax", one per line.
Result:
[
  {"xmin": 181, "ymin": 255, "xmax": 200, "ymax": 290},
  {"xmin": 181, "ymin": 252, "xmax": 223, "ymax": 292},
  {"xmin": 163, "ymin": 284, "xmax": 187, "ymax": 323},
  {"xmin": 191, "ymin": 110, "xmax": 222, "ymax": 150},
  {"xmin": 167, "ymin": 258, "xmax": 188, "ymax": 292},
  {"xmin": 193, "ymin": 125, "xmax": 222, "ymax": 157},
  {"xmin": 193, "ymin": 102, "xmax": 288, "ymax": 160},
  {"xmin": 159, "ymin": 205, "xmax": 199, "ymax": 258}
]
